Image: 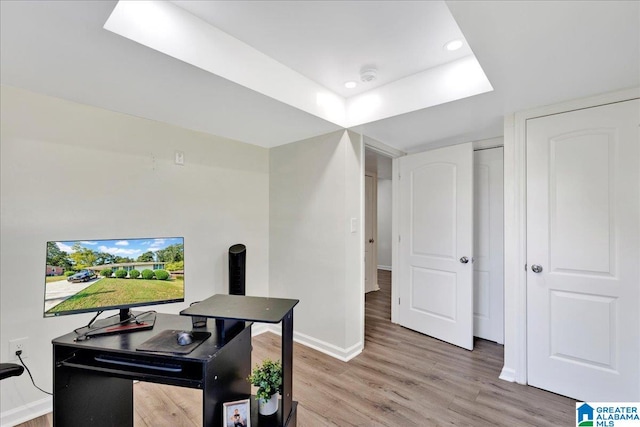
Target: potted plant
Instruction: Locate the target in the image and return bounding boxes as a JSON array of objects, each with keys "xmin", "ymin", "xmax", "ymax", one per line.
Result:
[{"xmin": 247, "ymin": 358, "xmax": 282, "ymax": 416}]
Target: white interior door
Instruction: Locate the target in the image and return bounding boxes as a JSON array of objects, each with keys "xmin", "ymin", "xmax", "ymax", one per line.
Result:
[
  {"xmin": 473, "ymin": 147, "xmax": 504, "ymax": 343},
  {"xmin": 365, "ymin": 173, "xmax": 378, "ymax": 293},
  {"xmin": 526, "ymin": 99, "xmax": 640, "ymax": 401},
  {"xmin": 398, "ymin": 143, "xmax": 474, "ymax": 350}
]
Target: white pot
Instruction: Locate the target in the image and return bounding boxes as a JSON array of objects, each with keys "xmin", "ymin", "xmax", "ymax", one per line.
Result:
[{"xmin": 258, "ymin": 393, "xmax": 279, "ymax": 416}]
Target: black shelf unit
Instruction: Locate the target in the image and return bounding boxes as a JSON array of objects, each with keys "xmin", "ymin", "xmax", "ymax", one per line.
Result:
[{"xmin": 181, "ymin": 294, "xmax": 299, "ymax": 427}]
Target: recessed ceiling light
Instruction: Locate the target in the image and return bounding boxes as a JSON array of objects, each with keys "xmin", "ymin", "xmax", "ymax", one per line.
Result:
[
  {"xmin": 344, "ymin": 81, "xmax": 357, "ymax": 89},
  {"xmin": 445, "ymin": 39, "xmax": 463, "ymax": 51}
]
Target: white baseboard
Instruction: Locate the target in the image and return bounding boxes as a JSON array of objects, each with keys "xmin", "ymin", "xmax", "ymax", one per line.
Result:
[
  {"xmin": 377, "ymin": 265, "xmax": 392, "ymax": 271},
  {"xmin": 263, "ymin": 325, "xmax": 363, "ymax": 362},
  {"xmin": 0, "ymin": 396, "xmax": 52, "ymax": 427},
  {"xmin": 250, "ymin": 323, "xmax": 271, "ymax": 336},
  {"xmin": 499, "ymin": 366, "xmax": 516, "ymax": 382}
]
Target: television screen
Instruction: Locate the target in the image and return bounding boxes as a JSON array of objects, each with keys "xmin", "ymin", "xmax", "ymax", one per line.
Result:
[{"xmin": 44, "ymin": 237, "xmax": 184, "ymax": 318}]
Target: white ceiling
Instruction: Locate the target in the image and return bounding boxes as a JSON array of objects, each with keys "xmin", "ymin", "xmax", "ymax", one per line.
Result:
[
  {"xmin": 1, "ymin": 1, "xmax": 638, "ymax": 153},
  {"xmin": 172, "ymin": 1, "xmax": 473, "ymax": 98},
  {"xmin": 102, "ymin": 1, "xmax": 492, "ymax": 130}
]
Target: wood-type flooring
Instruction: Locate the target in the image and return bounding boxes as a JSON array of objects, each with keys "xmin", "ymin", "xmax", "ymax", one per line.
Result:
[{"xmin": 17, "ymin": 270, "xmax": 575, "ymax": 426}]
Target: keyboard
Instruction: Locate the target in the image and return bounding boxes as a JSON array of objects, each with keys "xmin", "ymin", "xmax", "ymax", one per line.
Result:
[{"xmin": 94, "ymin": 355, "xmax": 182, "ymax": 373}]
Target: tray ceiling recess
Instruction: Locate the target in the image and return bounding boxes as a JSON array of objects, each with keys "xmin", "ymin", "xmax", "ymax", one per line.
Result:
[{"xmin": 104, "ymin": 0, "xmax": 493, "ymax": 129}]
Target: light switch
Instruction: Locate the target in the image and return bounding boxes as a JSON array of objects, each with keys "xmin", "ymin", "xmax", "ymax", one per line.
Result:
[
  {"xmin": 175, "ymin": 151, "xmax": 185, "ymax": 165},
  {"xmin": 350, "ymin": 218, "xmax": 357, "ymax": 233}
]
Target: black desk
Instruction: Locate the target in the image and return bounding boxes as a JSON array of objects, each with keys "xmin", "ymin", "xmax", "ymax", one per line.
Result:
[
  {"xmin": 182, "ymin": 295, "xmax": 299, "ymax": 427},
  {"xmin": 52, "ymin": 313, "xmax": 251, "ymax": 427}
]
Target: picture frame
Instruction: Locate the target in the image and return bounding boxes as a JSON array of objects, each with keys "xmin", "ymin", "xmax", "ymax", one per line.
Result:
[{"xmin": 223, "ymin": 398, "xmax": 251, "ymax": 427}]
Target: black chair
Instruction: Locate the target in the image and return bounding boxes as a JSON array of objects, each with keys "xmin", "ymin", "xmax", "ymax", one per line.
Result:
[{"xmin": 0, "ymin": 363, "xmax": 24, "ymax": 380}]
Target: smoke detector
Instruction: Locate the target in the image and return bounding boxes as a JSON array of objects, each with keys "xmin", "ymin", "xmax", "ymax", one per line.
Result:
[{"xmin": 360, "ymin": 68, "xmax": 377, "ymax": 83}]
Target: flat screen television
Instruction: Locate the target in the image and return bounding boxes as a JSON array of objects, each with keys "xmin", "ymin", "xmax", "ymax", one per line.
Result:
[{"xmin": 44, "ymin": 237, "xmax": 184, "ymax": 337}]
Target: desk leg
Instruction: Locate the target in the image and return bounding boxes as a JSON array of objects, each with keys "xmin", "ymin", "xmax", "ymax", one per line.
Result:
[{"xmin": 281, "ymin": 309, "xmax": 294, "ymax": 426}]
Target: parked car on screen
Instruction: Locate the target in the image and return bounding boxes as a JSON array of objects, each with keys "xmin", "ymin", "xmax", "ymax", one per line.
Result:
[{"xmin": 67, "ymin": 270, "xmax": 97, "ymax": 283}]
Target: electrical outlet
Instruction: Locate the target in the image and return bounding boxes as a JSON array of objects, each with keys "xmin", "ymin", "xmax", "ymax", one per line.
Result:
[{"xmin": 9, "ymin": 337, "xmax": 28, "ymax": 360}]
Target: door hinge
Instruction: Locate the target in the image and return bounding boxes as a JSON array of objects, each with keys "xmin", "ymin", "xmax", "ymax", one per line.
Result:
[
  {"xmin": 524, "ymin": 263, "xmax": 527, "ymax": 271},
  {"xmin": 398, "ymin": 297, "xmax": 401, "ymax": 305}
]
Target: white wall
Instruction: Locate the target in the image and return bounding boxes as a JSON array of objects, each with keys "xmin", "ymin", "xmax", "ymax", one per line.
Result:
[
  {"xmin": 269, "ymin": 130, "xmax": 363, "ymax": 360},
  {"xmin": 376, "ymin": 178, "xmax": 392, "ymax": 270},
  {"xmin": 0, "ymin": 86, "xmax": 270, "ymax": 424}
]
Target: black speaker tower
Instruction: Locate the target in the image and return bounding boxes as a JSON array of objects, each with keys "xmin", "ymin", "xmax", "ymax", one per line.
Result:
[{"xmin": 228, "ymin": 244, "xmax": 246, "ymax": 295}]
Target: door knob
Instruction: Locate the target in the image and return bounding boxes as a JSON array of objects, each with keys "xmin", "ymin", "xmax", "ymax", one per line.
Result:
[
  {"xmin": 369, "ymin": 238, "xmax": 374, "ymax": 243},
  {"xmin": 459, "ymin": 256, "xmax": 469, "ymax": 264},
  {"xmin": 531, "ymin": 264, "xmax": 543, "ymax": 273}
]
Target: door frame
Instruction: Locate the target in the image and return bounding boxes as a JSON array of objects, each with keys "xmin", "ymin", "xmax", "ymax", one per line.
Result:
[
  {"xmin": 504, "ymin": 87, "xmax": 640, "ymax": 384},
  {"xmin": 363, "ymin": 136, "xmax": 404, "ymax": 322}
]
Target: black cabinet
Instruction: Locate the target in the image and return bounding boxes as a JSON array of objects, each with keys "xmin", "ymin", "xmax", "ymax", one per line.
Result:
[{"xmin": 53, "ymin": 313, "xmax": 251, "ymax": 427}]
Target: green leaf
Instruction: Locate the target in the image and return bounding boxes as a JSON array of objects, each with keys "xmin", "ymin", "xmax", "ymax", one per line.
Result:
[{"xmin": 247, "ymin": 358, "xmax": 282, "ymax": 400}]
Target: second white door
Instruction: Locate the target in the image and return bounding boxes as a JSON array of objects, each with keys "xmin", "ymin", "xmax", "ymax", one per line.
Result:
[{"xmin": 473, "ymin": 147, "xmax": 504, "ymax": 344}]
